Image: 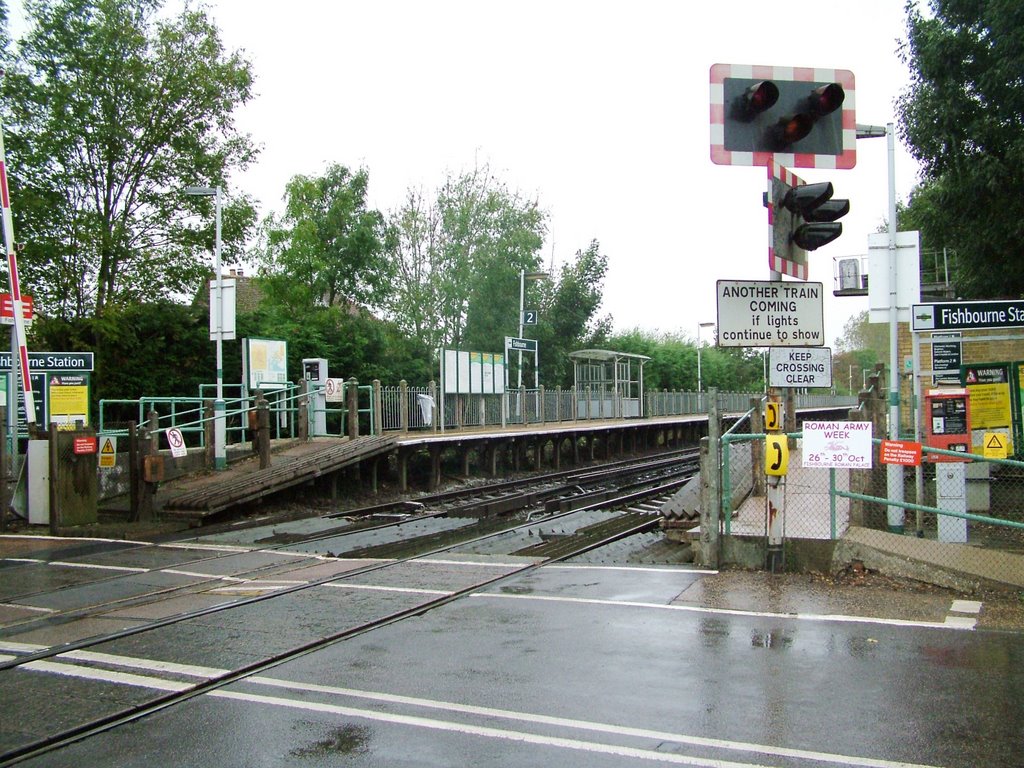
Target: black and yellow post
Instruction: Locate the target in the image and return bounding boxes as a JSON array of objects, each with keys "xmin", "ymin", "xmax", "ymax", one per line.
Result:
[{"xmin": 764, "ymin": 396, "xmax": 789, "ymax": 572}]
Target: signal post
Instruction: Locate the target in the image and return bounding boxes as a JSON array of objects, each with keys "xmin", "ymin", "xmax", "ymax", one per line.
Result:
[{"xmin": 710, "ymin": 62, "xmax": 854, "ymax": 568}]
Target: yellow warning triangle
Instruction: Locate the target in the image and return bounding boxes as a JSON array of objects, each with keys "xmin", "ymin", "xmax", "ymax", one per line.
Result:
[
  {"xmin": 101, "ymin": 438, "xmax": 115, "ymax": 454},
  {"xmin": 986, "ymin": 434, "xmax": 1004, "ymax": 448}
]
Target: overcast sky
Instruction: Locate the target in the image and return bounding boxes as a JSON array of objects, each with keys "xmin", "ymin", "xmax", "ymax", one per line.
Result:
[{"xmin": 27, "ymin": 0, "xmax": 926, "ymax": 348}]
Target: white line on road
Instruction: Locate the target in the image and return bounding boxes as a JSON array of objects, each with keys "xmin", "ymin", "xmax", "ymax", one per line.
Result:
[
  {"xmin": 472, "ymin": 592, "xmax": 974, "ymax": 630},
  {"xmin": 4, "ymin": 645, "xmax": 945, "ymax": 768}
]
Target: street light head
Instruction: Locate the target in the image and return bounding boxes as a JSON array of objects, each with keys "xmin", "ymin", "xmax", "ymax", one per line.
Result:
[
  {"xmin": 184, "ymin": 186, "xmax": 217, "ymax": 197},
  {"xmin": 699, "ymin": 322, "xmax": 715, "ymax": 329}
]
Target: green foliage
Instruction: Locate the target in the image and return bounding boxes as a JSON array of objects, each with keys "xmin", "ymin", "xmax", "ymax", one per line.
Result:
[
  {"xmin": 384, "ymin": 166, "xmax": 547, "ymax": 351},
  {"xmin": 2, "ymin": 0, "xmax": 259, "ymax": 319},
  {"xmin": 601, "ymin": 328, "xmax": 766, "ymax": 393},
  {"xmin": 532, "ymin": 241, "xmax": 612, "ymax": 387},
  {"xmin": 257, "ymin": 164, "xmax": 388, "ymax": 312},
  {"xmin": 30, "ymin": 301, "xmax": 212, "ymax": 415},
  {"xmin": 238, "ymin": 304, "xmax": 434, "ymax": 388},
  {"xmin": 832, "ymin": 310, "xmax": 886, "ymax": 394},
  {"xmin": 897, "ymin": 0, "xmax": 1024, "ymax": 298},
  {"xmin": 835, "ymin": 310, "xmax": 888, "ymax": 358}
]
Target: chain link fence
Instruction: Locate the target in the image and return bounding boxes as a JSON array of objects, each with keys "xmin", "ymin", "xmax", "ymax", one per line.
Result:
[{"xmin": 715, "ymin": 432, "xmax": 1024, "ymax": 589}]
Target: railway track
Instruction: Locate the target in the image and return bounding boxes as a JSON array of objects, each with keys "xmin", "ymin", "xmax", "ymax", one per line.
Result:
[{"xmin": 0, "ymin": 453, "xmax": 702, "ymax": 765}]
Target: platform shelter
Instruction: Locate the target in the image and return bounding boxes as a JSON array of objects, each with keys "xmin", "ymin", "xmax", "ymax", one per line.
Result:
[{"xmin": 568, "ymin": 349, "xmax": 650, "ymax": 419}]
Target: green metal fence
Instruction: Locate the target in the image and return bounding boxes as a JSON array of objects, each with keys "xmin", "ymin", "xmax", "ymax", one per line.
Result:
[{"xmin": 718, "ymin": 431, "xmax": 1024, "ymax": 585}]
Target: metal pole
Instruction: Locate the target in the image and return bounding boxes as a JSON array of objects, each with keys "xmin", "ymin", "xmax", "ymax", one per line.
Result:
[
  {"xmin": 697, "ymin": 324, "xmax": 703, "ymax": 394},
  {"xmin": 517, "ymin": 269, "xmax": 525, "ymax": 389},
  {"xmin": 213, "ymin": 187, "xmax": 226, "ymax": 470},
  {"xmin": 885, "ymin": 122, "xmax": 904, "ymax": 532}
]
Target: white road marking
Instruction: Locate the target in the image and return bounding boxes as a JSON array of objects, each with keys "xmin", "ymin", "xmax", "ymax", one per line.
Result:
[
  {"xmin": 156, "ymin": 542, "xmax": 253, "ymax": 553},
  {"xmin": 47, "ymin": 561, "xmax": 149, "ymax": 573},
  {"xmin": 214, "ymin": 688, "xmax": 781, "ymax": 768},
  {"xmin": 322, "ymin": 583, "xmax": 452, "ymax": 595},
  {"xmin": 549, "ymin": 565, "xmax": 718, "ymax": 575},
  {"xmin": 6, "ymin": 646, "xmax": 945, "ymax": 768},
  {"xmin": 949, "ymin": 600, "xmax": 982, "ymax": 614},
  {"xmin": 473, "ymin": 592, "xmax": 973, "ymax": 630},
  {"xmin": 0, "ymin": 602, "xmax": 54, "ymax": 613},
  {"xmin": 0, "ymin": 534, "xmax": 149, "ymax": 544}
]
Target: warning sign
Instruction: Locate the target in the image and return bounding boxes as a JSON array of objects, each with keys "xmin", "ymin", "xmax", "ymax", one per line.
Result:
[
  {"xmin": 983, "ymin": 432, "xmax": 1008, "ymax": 459},
  {"xmin": 880, "ymin": 439, "xmax": 922, "ymax": 466},
  {"xmin": 99, "ymin": 435, "xmax": 117, "ymax": 469},
  {"xmin": 324, "ymin": 377, "xmax": 345, "ymax": 403},
  {"xmin": 166, "ymin": 427, "xmax": 187, "ymax": 459}
]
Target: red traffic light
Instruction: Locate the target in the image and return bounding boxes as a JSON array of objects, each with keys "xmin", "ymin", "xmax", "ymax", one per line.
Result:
[
  {"xmin": 711, "ymin": 63, "xmax": 856, "ymax": 168},
  {"xmin": 770, "ymin": 114, "xmax": 814, "ymax": 147},
  {"xmin": 808, "ymin": 83, "xmax": 845, "ymax": 117},
  {"xmin": 738, "ymin": 81, "xmax": 779, "ymax": 119}
]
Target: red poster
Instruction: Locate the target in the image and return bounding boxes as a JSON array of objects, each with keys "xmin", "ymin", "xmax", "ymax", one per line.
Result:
[
  {"xmin": 73, "ymin": 436, "xmax": 97, "ymax": 455},
  {"xmin": 879, "ymin": 439, "xmax": 922, "ymax": 466}
]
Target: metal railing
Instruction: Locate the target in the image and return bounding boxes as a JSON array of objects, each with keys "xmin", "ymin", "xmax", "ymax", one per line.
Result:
[{"xmin": 101, "ymin": 379, "xmax": 857, "ymax": 445}]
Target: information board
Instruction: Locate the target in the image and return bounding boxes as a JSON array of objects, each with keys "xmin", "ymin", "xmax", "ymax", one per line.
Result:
[
  {"xmin": 931, "ymin": 332, "xmax": 962, "ymax": 385},
  {"xmin": 802, "ymin": 420, "xmax": 873, "ymax": 469},
  {"xmin": 963, "ymin": 364, "xmax": 1013, "ymax": 454},
  {"xmin": 716, "ymin": 280, "xmax": 824, "ymax": 347}
]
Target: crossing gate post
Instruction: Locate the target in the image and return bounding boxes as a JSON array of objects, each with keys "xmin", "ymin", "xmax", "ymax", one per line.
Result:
[{"xmin": 699, "ymin": 388, "xmax": 722, "ymax": 568}]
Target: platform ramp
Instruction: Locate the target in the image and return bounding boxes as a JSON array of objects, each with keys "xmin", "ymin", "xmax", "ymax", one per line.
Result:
[{"xmin": 162, "ymin": 435, "xmax": 397, "ymax": 519}]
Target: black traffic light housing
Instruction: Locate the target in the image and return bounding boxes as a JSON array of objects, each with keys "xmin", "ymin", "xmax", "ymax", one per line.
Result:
[{"xmin": 768, "ymin": 162, "xmax": 849, "ymax": 279}]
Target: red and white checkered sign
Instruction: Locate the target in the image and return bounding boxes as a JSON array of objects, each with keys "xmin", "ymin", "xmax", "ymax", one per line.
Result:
[
  {"xmin": 710, "ymin": 63, "xmax": 856, "ymax": 169},
  {"xmin": 768, "ymin": 161, "xmax": 807, "ymax": 280}
]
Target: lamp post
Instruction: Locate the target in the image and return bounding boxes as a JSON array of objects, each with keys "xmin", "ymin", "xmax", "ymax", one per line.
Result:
[
  {"xmin": 184, "ymin": 185, "xmax": 226, "ymax": 471},
  {"xmin": 697, "ymin": 322, "xmax": 715, "ymax": 393},
  {"xmin": 517, "ymin": 269, "xmax": 548, "ymax": 388}
]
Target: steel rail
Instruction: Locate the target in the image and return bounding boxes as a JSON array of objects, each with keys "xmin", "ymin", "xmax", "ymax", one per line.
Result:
[{"xmin": 0, "ymin": 474, "xmax": 694, "ymax": 767}]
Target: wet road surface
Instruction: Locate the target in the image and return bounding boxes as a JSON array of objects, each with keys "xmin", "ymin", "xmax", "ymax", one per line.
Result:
[{"xmin": 3, "ymin": 551, "xmax": 1021, "ymax": 768}]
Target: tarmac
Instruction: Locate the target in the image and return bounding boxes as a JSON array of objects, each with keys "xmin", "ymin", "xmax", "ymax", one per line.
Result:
[{"xmin": 6, "ymin": 438, "xmax": 1023, "ymax": 630}]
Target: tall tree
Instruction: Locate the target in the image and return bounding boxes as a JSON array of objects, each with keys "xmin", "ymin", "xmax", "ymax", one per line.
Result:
[
  {"xmin": 258, "ymin": 164, "xmax": 388, "ymax": 312},
  {"xmin": 532, "ymin": 240, "xmax": 612, "ymax": 387},
  {"xmin": 2, "ymin": 0, "xmax": 258, "ymax": 319},
  {"xmin": 384, "ymin": 166, "xmax": 547, "ymax": 352},
  {"xmin": 897, "ymin": 0, "xmax": 1024, "ymax": 298}
]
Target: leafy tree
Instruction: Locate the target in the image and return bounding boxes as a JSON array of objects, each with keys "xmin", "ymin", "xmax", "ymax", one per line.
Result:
[
  {"xmin": 2, "ymin": 0, "xmax": 258, "ymax": 320},
  {"xmin": 897, "ymin": 1, "xmax": 1024, "ymax": 298},
  {"xmin": 237, "ymin": 304, "xmax": 434, "ymax": 388},
  {"xmin": 600, "ymin": 329, "xmax": 765, "ymax": 393},
  {"xmin": 532, "ymin": 240, "xmax": 612, "ymax": 387},
  {"xmin": 384, "ymin": 166, "xmax": 547, "ymax": 352},
  {"xmin": 30, "ymin": 300, "xmax": 212, "ymax": 420},
  {"xmin": 833, "ymin": 310, "xmax": 886, "ymax": 393},
  {"xmin": 257, "ymin": 164, "xmax": 388, "ymax": 312},
  {"xmin": 835, "ymin": 310, "xmax": 888, "ymax": 358}
]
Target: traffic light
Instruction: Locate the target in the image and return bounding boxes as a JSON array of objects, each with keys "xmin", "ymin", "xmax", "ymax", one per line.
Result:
[
  {"xmin": 710, "ymin": 64, "xmax": 855, "ymax": 168},
  {"xmin": 767, "ymin": 161, "xmax": 849, "ymax": 279}
]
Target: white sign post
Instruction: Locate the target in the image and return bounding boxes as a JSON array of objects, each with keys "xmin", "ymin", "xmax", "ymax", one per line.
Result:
[
  {"xmin": 716, "ymin": 280, "xmax": 824, "ymax": 347},
  {"xmin": 802, "ymin": 420, "xmax": 872, "ymax": 469}
]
